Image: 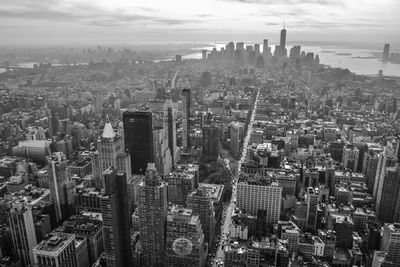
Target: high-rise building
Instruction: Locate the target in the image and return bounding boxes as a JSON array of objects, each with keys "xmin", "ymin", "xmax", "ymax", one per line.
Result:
[
  {"xmin": 380, "ymin": 223, "xmax": 400, "ymax": 266},
  {"xmin": 187, "ymin": 187, "xmax": 216, "ymax": 246},
  {"xmin": 166, "ymin": 166, "xmax": 197, "ymax": 206},
  {"xmin": 306, "ymin": 187, "xmax": 318, "ymax": 232},
  {"xmin": 230, "ymin": 121, "xmax": 244, "ymax": 158},
  {"xmin": 263, "ymin": 39, "xmax": 269, "ymax": 56},
  {"xmin": 9, "ymin": 199, "xmax": 37, "ymax": 266},
  {"xmin": 100, "ymin": 168, "xmax": 132, "ymax": 267},
  {"xmin": 376, "ymin": 164, "xmax": 400, "ymax": 223},
  {"xmin": 383, "ymin": 44, "xmax": 390, "ymax": 61},
  {"xmin": 202, "ymin": 124, "xmax": 219, "ymax": 159},
  {"xmin": 202, "ymin": 50, "xmax": 207, "ymax": 60},
  {"xmin": 236, "ymin": 178, "xmax": 282, "ymax": 223},
  {"xmin": 329, "ymin": 214, "xmax": 354, "ymax": 249},
  {"xmin": 97, "ymin": 117, "xmax": 131, "ymax": 183},
  {"xmin": 153, "ymin": 125, "xmax": 173, "ymax": 176},
  {"xmin": 342, "ymin": 144, "xmax": 359, "ymax": 172},
  {"xmin": 56, "ymin": 213, "xmax": 104, "ymax": 266},
  {"xmin": 280, "ymin": 26, "xmax": 287, "ymax": 57},
  {"xmin": 123, "ymin": 111, "xmax": 154, "ymax": 174},
  {"xmin": 182, "ymin": 88, "xmax": 191, "ymax": 149},
  {"xmin": 138, "ymin": 163, "xmax": 168, "ymax": 266},
  {"xmin": 33, "ymin": 232, "xmax": 78, "ymax": 267},
  {"xmin": 47, "ymin": 152, "xmax": 74, "ymax": 222},
  {"xmin": 165, "ymin": 205, "xmax": 205, "ymax": 267},
  {"xmin": 165, "ymin": 96, "xmax": 177, "ymax": 166}
]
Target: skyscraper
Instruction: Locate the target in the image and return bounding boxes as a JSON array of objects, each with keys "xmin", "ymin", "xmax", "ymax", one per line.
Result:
[
  {"xmin": 9, "ymin": 199, "xmax": 37, "ymax": 266},
  {"xmin": 138, "ymin": 163, "xmax": 168, "ymax": 266},
  {"xmin": 202, "ymin": 124, "xmax": 219, "ymax": 159},
  {"xmin": 381, "ymin": 223, "xmax": 400, "ymax": 266},
  {"xmin": 182, "ymin": 88, "xmax": 191, "ymax": 150},
  {"xmin": 97, "ymin": 116, "xmax": 131, "ymax": 183},
  {"xmin": 33, "ymin": 232, "xmax": 78, "ymax": 267},
  {"xmin": 236, "ymin": 179, "xmax": 282, "ymax": 223},
  {"xmin": 376, "ymin": 164, "xmax": 400, "ymax": 223},
  {"xmin": 165, "ymin": 96, "xmax": 177, "ymax": 166},
  {"xmin": 47, "ymin": 152, "xmax": 74, "ymax": 222},
  {"xmin": 123, "ymin": 111, "xmax": 154, "ymax": 174},
  {"xmin": 383, "ymin": 44, "xmax": 390, "ymax": 61},
  {"xmin": 101, "ymin": 168, "xmax": 132, "ymax": 267},
  {"xmin": 165, "ymin": 205, "xmax": 205, "ymax": 267},
  {"xmin": 280, "ymin": 26, "xmax": 287, "ymax": 57},
  {"xmin": 187, "ymin": 187, "xmax": 216, "ymax": 246},
  {"xmin": 263, "ymin": 39, "xmax": 269, "ymax": 56}
]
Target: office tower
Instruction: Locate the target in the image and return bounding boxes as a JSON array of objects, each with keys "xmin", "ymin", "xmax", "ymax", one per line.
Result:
[
  {"xmin": 98, "ymin": 116, "xmax": 131, "ymax": 183},
  {"xmin": 280, "ymin": 26, "xmax": 287, "ymax": 57},
  {"xmin": 202, "ymin": 124, "xmax": 219, "ymax": 159},
  {"xmin": 182, "ymin": 88, "xmax": 191, "ymax": 149},
  {"xmin": 202, "ymin": 49, "xmax": 207, "ymax": 60},
  {"xmin": 101, "ymin": 168, "xmax": 132, "ymax": 267},
  {"xmin": 187, "ymin": 187, "xmax": 216, "ymax": 246},
  {"xmin": 236, "ymin": 42, "xmax": 244, "ymax": 51},
  {"xmin": 383, "ymin": 44, "xmax": 390, "ymax": 61},
  {"xmin": 254, "ymin": 44, "xmax": 260, "ymax": 55},
  {"xmin": 165, "ymin": 206, "xmax": 205, "ymax": 267},
  {"xmin": 138, "ymin": 163, "xmax": 168, "ymax": 266},
  {"xmin": 165, "ymin": 96, "xmax": 177, "ymax": 166},
  {"xmin": 123, "ymin": 111, "xmax": 154, "ymax": 174},
  {"xmin": 236, "ymin": 179, "xmax": 282, "ymax": 223},
  {"xmin": 48, "ymin": 152, "xmax": 74, "ymax": 222},
  {"xmin": 342, "ymin": 144, "xmax": 359, "ymax": 172},
  {"xmin": 263, "ymin": 39, "xmax": 269, "ymax": 55},
  {"xmin": 280, "ymin": 221, "xmax": 300, "ymax": 254},
  {"xmin": 305, "ymin": 187, "xmax": 318, "ymax": 232},
  {"xmin": 153, "ymin": 125, "xmax": 173, "ymax": 176},
  {"xmin": 9, "ymin": 199, "xmax": 37, "ymax": 266},
  {"xmin": 230, "ymin": 121, "xmax": 244, "ymax": 158},
  {"xmin": 33, "ymin": 232, "xmax": 78, "ymax": 267},
  {"xmin": 166, "ymin": 167, "xmax": 197, "ymax": 206},
  {"xmin": 376, "ymin": 164, "xmax": 400, "ymax": 223},
  {"xmin": 380, "ymin": 223, "xmax": 400, "ymax": 266},
  {"xmin": 330, "ymin": 214, "xmax": 354, "ymax": 249},
  {"xmin": 56, "ymin": 214, "xmax": 104, "ymax": 265}
]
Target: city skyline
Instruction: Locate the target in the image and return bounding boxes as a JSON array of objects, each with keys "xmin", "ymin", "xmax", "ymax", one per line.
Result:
[{"xmin": 1, "ymin": 0, "xmax": 399, "ymax": 46}]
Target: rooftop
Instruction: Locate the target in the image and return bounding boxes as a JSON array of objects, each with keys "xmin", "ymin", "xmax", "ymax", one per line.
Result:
[{"xmin": 33, "ymin": 232, "xmax": 75, "ymax": 255}]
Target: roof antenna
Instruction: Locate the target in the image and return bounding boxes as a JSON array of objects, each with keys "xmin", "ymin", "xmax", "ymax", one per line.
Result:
[{"xmin": 283, "ymin": 19, "xmax": 286, "ymax": 29}]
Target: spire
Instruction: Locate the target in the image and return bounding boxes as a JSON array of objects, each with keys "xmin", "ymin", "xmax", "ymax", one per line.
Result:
[
  {"xmin": 102, "ymin": 115, "xmax": 116, "ymax": 139},
  {"xmin": 283, "ymin": 19, "xmax": 286, "ymax": 29}
]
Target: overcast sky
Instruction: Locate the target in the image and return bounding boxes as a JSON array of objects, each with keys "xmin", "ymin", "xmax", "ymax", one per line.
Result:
[{"xmin": 1, "ymin": 0, "xmax": 399, "ymax": 46}]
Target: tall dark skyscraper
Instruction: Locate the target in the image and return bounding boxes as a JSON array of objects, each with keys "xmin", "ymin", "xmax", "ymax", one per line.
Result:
[
  {"xmin": 280, "ymin": 25, "xmax": 287, "ymax": 57},
  {"xmin": 101, "ymin": 168, "xmax": 132, "ymax": 267},
  {"xmin": 123, "ymin": 111, "xmax": 154, "ymax": 174},
  {"xmin": 383, "ymin": 43, "xmax": 390, "ymax": 61},
  {"xmin": 182, "ymin": 88, "xmax": 191, "ymax": 149}
]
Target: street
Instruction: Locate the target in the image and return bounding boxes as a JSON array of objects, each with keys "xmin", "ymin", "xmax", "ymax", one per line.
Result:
[{"xmin": 212, "ymin": 88, "xmax": 260, "ymax": 266}]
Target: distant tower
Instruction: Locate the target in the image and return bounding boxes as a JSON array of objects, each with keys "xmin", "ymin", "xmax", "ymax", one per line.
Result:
[
  {"xmin": 123, "ymin": 111, "xmax": 153, "ymax": 174},
  {"xmin": 202, "ymin": 50, "xmax": 207, "ymax": 60},
  {"xmin": 101, "ymin": 168, "xmax": 132, "ymax": 267},
  {"xmin": 383, "ymin": 44, "xmax": 390, "ymax": 61},
  {"xmin": 280, "ymin": 22, "xmax": 287, "ymax": 57},
  {"xmin": 138, "ymin": 163, "xmax": 168, "ymax": 266},
  {"xmin": 182, "ymin": 88, "xmax": 191, "ymax": 149},
  {"xmin": 263, "ymin": 39, "xmax": 269, "ymax": 56}
]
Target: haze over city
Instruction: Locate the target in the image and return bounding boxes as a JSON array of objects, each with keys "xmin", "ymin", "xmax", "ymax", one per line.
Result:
[{"xmin": 1, "ymin": 0, "xmax": 400, "ymax": 46}]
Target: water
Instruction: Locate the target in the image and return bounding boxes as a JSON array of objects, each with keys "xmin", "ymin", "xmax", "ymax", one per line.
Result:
[{"xmin": 184, "ymin": 43, "xmax": 400, "ymax": 77}]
